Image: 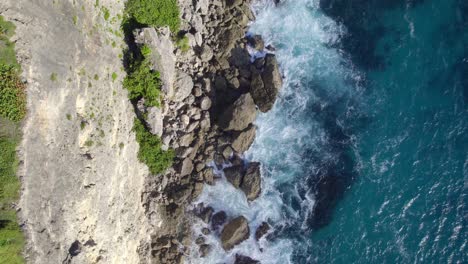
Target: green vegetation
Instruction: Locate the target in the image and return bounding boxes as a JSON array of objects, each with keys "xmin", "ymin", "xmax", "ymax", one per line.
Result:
[
  {"xmin": 66, "ymin": 114, "xmax": 72, "ymax": 120},
  {"xmin": 123, "ymin": 46, "xmax": 161, "ymax": 107},
  {"xmin": 93, "ymin": 74, "xmax": 99, "ymax": 80},
  {"xmin": 0, "ymin": 65, "xmax": 26, "ymax": 122},
  {"xmin": 84, "ymin": 140, "xmax": 94, "ymax": 147},
  {"xmin": 80, "ymin": 121, "xmax": 86, "ymax": 130},
  {"xmin": 50, "ymin": 72, "xmax": 57, "ymax": 81},
  {"xmin": 72, "ymin": 15, "xmax": 78, "ymax": 25},
  {"xmin": 133, "ymin": 118, "xmax": 174, "ymax": 174},
  {"xmin": 0, "ymin": 16, "xmax": 25, "ymax": 264},
  {"xmin": 175, "ymin": 35, "xmax": 190, "ymax": 52},
  {"xmin": 125, "ymin": 0, "xmax": 180, "ymax": 33},
  {"xmin": 102, "ymin": 6, "xmax": 110, "ymax": 21},
  {"xmin": 111, "ymin": 72, "xmax": 118, "ymax": 82}
]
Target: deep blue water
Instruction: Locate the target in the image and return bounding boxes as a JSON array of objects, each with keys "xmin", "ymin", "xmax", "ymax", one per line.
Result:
[{"xmin": 190, "ymin": 0, "xmax": 467, "ymax": 263}]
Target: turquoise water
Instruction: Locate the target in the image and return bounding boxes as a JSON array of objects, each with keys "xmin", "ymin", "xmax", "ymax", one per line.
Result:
[{"xmin": 190, "ymin": 0, "xmax": 467, "ymax": 263}]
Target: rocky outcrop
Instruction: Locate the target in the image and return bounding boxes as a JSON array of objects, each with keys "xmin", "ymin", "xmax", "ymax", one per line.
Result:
[
  {"xmin": 250, "ymin": 54, "xmax": 283, "ymax": 112},
  {"xmin": 231, "ymin": 125, "xmax": 256, "ymax": 153},
  {"xmin": 220, "ymin": 216, "xmax": 250, "ymax": 251}
]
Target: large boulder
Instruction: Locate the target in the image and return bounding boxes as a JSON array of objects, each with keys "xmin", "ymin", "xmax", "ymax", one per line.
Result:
[
  {"xmin": 231, "ymin": 125, "xmax": 256, "ymax": 153},
  {"xmin": 240, "ymin": 162, "xmax": 262, "ymax": 201},
  {"xmin": 224, "ymin": 165, "xmax": 244, "ymax": 188},
  {"xmin": 173, "ymin": 71, "xmax": 194, "ymax": 102},
  {"xmin": 177, "ymin": 158, "xmax": 194, "ymax": 177},
  {"xmin": 250, "ymin": 54, "xmax": 282, "ymax": 112},
  {"xmin": 235, "ymin": 254, "xmax": 260, "ymax": 264},
  {"xmin": 219, "ymin": 93, "xmax": 257, "ymax": 131},
  {"xmin": 221, "ymin": 216, "xmax": 250, "ymax": 251}
]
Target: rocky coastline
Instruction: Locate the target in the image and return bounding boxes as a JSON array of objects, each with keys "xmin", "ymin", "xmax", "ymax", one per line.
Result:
[{"xmin": 137, "ymin": 0, "xmax": 283, "ymax": 262}]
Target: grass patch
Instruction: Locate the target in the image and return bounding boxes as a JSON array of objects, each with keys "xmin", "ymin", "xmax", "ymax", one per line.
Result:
[
  {"xmin": 133, "ymin": 118, "xmax": 174, "ymax": 174},
  {"xmin": 125, "ymin": 0, "xmax": 180, "ymax": 33},
  {"xmin": 50, "ymin": 73, "xmax": 57, "ymax": 81},
  {"xmin": 175, "ymin": 35, "xmax": 190, "ymax": 52},
  {"xmin": 111, "ymin": 72, "xmax": 118, "ymax": 82},
  {"xmin": 0, "ymin": 65, "xmax": 26, "ymax": 122},
  {"xmin": 84, "ymin": 140, "xmax": 94, "ymax": 147}
]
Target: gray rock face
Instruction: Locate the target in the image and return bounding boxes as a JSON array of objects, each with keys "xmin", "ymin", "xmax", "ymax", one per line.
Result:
[
  {"xmin": 251, "ymin": 54, "xmax": 282, "ymax": 112},
  {"xmin": 241, "ymin": 162, "xmax": 262, "ymax": 201},
  {"xmin": 220, "ymin": 216, "xmax": 250, "ymax": 251},
  {"xmin": 173, "ymin": 71, "xmax": 194, "ymax": 102},
  {"xmin": 231, "ymin": 125, "xmax": 256, "ymax": 153},
  {"xmin": 135, "ymin": 27, "xmax": 176, "ymax": 96},
  {"xmin": 219, "ymin": 93, "xmax": 257, "ymax": 131}
]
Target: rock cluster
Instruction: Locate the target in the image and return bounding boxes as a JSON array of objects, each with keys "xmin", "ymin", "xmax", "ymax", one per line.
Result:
[{"xmin": 138, "ymin": 0, "xmax": 282, "ymax": 262}]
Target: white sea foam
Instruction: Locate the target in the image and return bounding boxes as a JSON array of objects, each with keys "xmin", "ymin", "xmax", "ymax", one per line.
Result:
[{"xmin": 187, "ymin": 0, "xmax": 360, "ymax": 263}]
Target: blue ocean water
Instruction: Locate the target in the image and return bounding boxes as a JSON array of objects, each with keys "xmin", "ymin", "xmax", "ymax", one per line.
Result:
[{"xmin": 189, "ymin": 0, "xmax": 467, "ymax": 263}]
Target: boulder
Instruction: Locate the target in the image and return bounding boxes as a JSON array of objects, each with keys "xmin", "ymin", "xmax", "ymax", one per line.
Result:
[
  {"xmin": 229, "ymin": 47, "xmax": 251, "ymax": 68},
  {"xmin": 173, "ymin": 71, "xmax": 193, "ymax": 102},
  {"xmin": 200, "ymin": 96, "xmax": 212, "ymax": 110},
  {"xmin": 195, "ymin": 204, "xmax": 214, "ymax": 223},
  {"xmin": 235, "ymin": 254, "xmax": 260, "ymax": 264},
  {"xmin": 146, "ymin": 107, "xmax": 163, "ymax": 136},
  {"xmin": 251, "ymin": 54, "xmax": 282, "ymax": 112},
  {"xmin": 211, "ymin": 211, "xmax": 227, "ymax": 230},
  {"xmin": 220, "ymin": 216, "xmax": 250, "ymax": 251},
  {"xmin": 231, "ymin": 125, "xmax": 256, "ymax": 153},
  {"xmin": 240, "ymin": 162, "xmax": 261, "ymax": 201},
  {"xmin": 255, "ymin": 222, "xmax": 270, "ymax": 240},
  {"xmin": 177, "ymin": 158, "xmax": 194, "ymax": 177},
  {"xmin": 219, "ymin": 93, "xmax": 257, "ymax": 131},
  {"xmin": 224, "ymin": 165, "xmax": 244, "ymax": 188}
]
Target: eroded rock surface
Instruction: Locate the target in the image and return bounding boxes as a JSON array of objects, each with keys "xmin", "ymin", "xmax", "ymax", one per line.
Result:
[{"xmin": 220, "ymin": 216, "xmax": 250, "ymax": 251}]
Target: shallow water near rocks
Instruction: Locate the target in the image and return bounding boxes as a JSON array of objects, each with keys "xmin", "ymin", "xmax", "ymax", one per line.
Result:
[{"xmin": 189, "ymin": 0, "xmax": 467, "ymax": 263}]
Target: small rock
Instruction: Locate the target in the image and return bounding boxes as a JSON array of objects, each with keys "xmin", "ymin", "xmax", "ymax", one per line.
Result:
[
  {"xmin": 201, "ymin": 228, "xmax": 211, "ymax": 235},
  {"xmin": 173, "ymin": 71, "xmax": 194, "ymax": 102},
  {"xmin": 255, "ymin": 222, "xmax": 270, "ymax": 240},
  {"xmin": 195, "ymin": 236, "xmax": 205, "ymax": 245},
  {"xmin": 211, "ymin": 211, "xmax": 227, "ymax": 230},
  {"xmin": 179, "ymin": 133, "xmax": 194, "ymax": 147},
  {"xmin": 202, "ymin": 167, "xmax": 214, "ymax": 185},
  {"xmin": 222, "ymin": 145, "xmax": 234, "ymax": 160},
  {"xmin": 199, "ymin": 244, "xmax": 211, "ymax": 257},
  {"xmin": 220, "ymin": 216, "xmax": 250, "ymax": 251},
  {"xmin": 200, "ymin": 97, "xmax": 212, "ymax": 110}
]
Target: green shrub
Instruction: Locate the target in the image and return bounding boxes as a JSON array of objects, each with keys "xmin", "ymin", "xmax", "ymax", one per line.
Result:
[
  {"xmin": 0, "ymin": 17, "xmax": 19, "ymax": 69},
  {"xmin": 0, "ymin": 65, "xmax": 26, "ymax": 122},
  {"xmin": 123, "ymin": 56, "xmax": 161, "ymax": 107},
  {"xmin": 112, "ymin": 72, "xmax": 118, "ymax": 82},
  {"xmin": 125, "ymin": 0, "xmax": 180, "ymax": 33},
  {"xmin": 175, "ymin": 35, "xmax": 190, "ymax": 52},
  {"xmin": 50, "ymin": 73, "xmax": 57, "ymax": 81},
  {"xmin": 133, "ymin": 118, "xmax": 174, "ymax": 174}
]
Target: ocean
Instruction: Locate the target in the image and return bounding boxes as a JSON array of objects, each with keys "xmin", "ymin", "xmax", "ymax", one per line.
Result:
[{"xmin": 190, "ymin": 0, "xmax": 467, "ymax": 263}]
